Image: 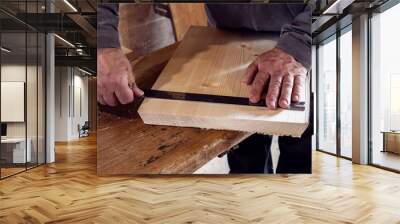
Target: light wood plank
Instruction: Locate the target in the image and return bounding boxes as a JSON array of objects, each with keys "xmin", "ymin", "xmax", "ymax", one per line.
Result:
[
  {"xmin": 138, "ymin": 26, "xmax": 309, "ymax": 137},
  {"xmin": 169, "ymin": 3, "xmax": 208, "ymax": 41}
]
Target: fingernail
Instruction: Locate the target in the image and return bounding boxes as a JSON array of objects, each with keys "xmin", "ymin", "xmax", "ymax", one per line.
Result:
[
  {"xmin": 249, "ymin": 94, "xmax": 259, "ymax": 103},
  {"xmin": 281, "ymin": 99, "xmax": 288, "ymax": 107},
  {"xmin": 269, "ymin": 101, "xmax": 276, "ymax": 109},
  {"xmin": 138, "ymin": 88, "xmax": 144, "ymax": 96},
  {"xmin": 134, "ymin": 87, "xmax": 144, "ymax": 96},
  {"xmin": 293, "ymin": 95, "xmax": 299, "ymax": 102}
]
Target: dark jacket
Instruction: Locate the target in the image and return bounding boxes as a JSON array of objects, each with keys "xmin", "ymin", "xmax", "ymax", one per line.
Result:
[{"xmin": 98, "ymin": 4, "xmax": 311, "ymax": 68}]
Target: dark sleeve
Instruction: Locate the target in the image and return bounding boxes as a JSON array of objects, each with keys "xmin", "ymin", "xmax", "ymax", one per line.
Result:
[
  {"xmin": 276, "ymin": 5, "xmax": 312, "ymax": 69},
  {"xmin": 97, "ymin": 3, "xmax": 121, "ymax": 49}
]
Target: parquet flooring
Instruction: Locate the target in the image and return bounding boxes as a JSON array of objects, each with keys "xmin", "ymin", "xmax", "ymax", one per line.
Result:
[
  {"xmin": 1, "ymin": 167, "xmax": 26, "ymax": 178},
  {"xmin": 1, "ymin": 134, "xmax": 400, "ymax": 223}
]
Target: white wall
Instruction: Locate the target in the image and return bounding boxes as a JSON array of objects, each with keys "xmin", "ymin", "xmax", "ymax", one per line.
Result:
[
  {"xmin": 55, "ymin": 66, "xmax": 70, "ymax": 141},
  {"xmin": 54, "ymin": 67, "xmax": 89, "ymax": 141},
  {"xmin": 71, "ymin": 73, "xmax": 89, "ymax": 139}
]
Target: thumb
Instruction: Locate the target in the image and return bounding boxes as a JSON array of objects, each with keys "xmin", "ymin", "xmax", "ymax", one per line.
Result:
[
  {"xmin": 126, "ymin": 66, "xmax": 144, "ymax": 96},
  {"xmin": 130, "ymin": 82, "xmax": 144, "ymax": 96}
]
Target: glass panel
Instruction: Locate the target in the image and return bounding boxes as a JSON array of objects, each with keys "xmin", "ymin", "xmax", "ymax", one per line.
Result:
[
  {"xmin": 27, "ymin": 31, "xmax": 38, "ymax": 169},
  {"xmin": 339, "ymin": 29, "xmax": 352, "ymax": 158},
  {"xmin": 0, "ymin": 0, "xmax": 28, "ymax": 178},
  {"xmin": 1, "ymin": 31, "xmax": 27, "ymax": 177},
  {"xmin": 0, "ymin": 1, "xmax": 46, "ymax": 178},
  {"xmin": 26, "ymin": 0, "xmax": 39, "ymax": 169},
  {"xmin": 317, "ymin": 37, "xmax": 337, "ymax": 154},
  {"xmin": 371, "ymin": 4, "xmax": 400, "ymax": 171},
  {"xmin": 38, "ymin": 32, "xmax": 45, "ymax": 165}
]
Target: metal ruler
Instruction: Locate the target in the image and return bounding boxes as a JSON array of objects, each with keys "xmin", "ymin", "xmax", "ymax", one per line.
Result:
[{"xmin": 143, "ymin": 89, "xmax": 306, "ymax": 111}]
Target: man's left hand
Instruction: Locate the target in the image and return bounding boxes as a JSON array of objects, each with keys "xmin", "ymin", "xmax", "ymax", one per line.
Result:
[{"xmin": 243, "ymin": 47, "xmax": 307, "ymax": 109}]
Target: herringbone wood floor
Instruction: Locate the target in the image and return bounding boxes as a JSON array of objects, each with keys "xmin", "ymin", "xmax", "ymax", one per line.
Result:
[{"xmin": 1, "ymin": 134, "xmax": 400, "ymax": 224}]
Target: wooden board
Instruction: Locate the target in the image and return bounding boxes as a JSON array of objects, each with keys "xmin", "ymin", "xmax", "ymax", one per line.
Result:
[
  {"xmin": 97, "ymin": 43, "xmax": 250, "ymax": 175},
  {"xmin": 138, "ymin": 26, "xmax": 309, "ymax": 137},
  {"xmin": 170, "ymin": 3, "xmax": 208, "ymax": 41}
]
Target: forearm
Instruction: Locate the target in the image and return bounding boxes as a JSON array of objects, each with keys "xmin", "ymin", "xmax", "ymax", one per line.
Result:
[
  {"xmin": 276, "ymin": 4, "xmax": 312, "ymax": 69},
  {"xmin": 98, "ymin": 3, "xmax": 121, "ymax": 49}
]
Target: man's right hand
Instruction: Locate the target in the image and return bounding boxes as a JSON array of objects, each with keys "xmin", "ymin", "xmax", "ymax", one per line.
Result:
[{"xmin": 97, "ymin": 48, "xmax": 144, "ymax": 106}]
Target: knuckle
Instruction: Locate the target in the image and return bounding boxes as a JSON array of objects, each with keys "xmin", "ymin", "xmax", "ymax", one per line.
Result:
[
  {"xmin": 282, "ymin": 91, "xmax": 291, "ymax": 99},
  {"xmin": 270, "ymin": 80, "xmax": 281, "ymax": 91},
  {"xmin": 283, "ymin": 79, "xmax": 293, "ymax": 87},
  {"xmin": 250, "ymin": 88, "xmax": 260, "ymax": 97},
  {"xmin": 294, "ymin": 83, "xmax": 303, "ymax": 91},
  {"xmin": 254, "ymin": 77, "xmax": 265, "ymax": 86},
  {"xmin": 292, "ymin": 89, "xmax": 300, "ymax": 95},
  {"xmin": 248, "ymin": 62, "xmax": 256, "ymax": 69},
  {"xmin": 119, "ymin": 98, "xmax": 129, "ymax": 104},
  {"xmin": 266, "ymin": 95, "xmax": 276, "ymax": 102},
  {"xmin": 110, "ymin": 78, "xmax": 123, "ymax": 88},
  {"xmin": 270, "ymin": 78, "xmax": 282, "ymax": 86}
]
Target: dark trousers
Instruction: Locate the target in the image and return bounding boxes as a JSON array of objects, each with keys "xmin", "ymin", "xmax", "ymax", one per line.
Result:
[
  {"xmin": 228, "ymin": 96, "xmax": 314, "ymax": 174},
  {"xmin": 228, "ymin": 129, "xmax": 312, "ymax": 174}
]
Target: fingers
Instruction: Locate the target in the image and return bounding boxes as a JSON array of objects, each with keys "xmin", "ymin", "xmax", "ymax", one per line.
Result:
[
  {"xmin": 243, "ymin": 61, "xmax": 258, "ymax": 85},
  {"xmin": 102, "ymin": 91, "xmax": 118, "ymax": 107},
  {"xmin": 114, "ymin": 74, "xmax": 134, "ymax": 105},
  {"xmin": 292, "ymin": 75, "xmax": 305, "ymax": 102},
  {"xmin": 126, "ymin": 68, "xmax": 144, "ymax": 97},
  {"xmin": 278, "ymin": 75, "xmax": 294, "ymax": 108},
  {"xmin": 97, "ymin": 48, "xmax": 141, "ymax": 107},
  {"xmin": 131, "ymin": 83, "xmax": 144, "ymax": 97},
  {"xmin": 266, "ymin": 75, "xmax": 283, "ymax": 109},
  {"xmin": 249, "ymin": 72, "xmax": 269, "ymax": 103},
  {"xmin": 97, "ymin": 94, "xmax": 106, "ymax": 105}
]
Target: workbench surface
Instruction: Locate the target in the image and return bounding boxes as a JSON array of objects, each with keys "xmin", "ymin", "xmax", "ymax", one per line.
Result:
[{"xmin": 97, "ymin": 43, "xmax": 250, "ymax": 175}]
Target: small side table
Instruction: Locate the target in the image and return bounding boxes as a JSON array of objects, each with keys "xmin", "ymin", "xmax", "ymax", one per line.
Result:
[
  {"xmin": 381, "ymin": 131, "xmax": 400, "ymax": 154},
  {"xmin": 1, "ymin": 138, "xmax": 32, "ymax": 164}
]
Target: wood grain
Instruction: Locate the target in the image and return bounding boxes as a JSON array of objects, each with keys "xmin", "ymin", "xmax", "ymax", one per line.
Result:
[
  {"xmin": 97, "ymin": 43, "xmax": 249, "ymax": 175},
  {"xmin": 138, "ymin": 26, "xmax": 309, "ymax": 137},
  {"xmin": 169, "ymin": 3, "xmax": 208, "ymax": 41},
  {"xmin": 1, "ymin": 135, "xmax": 400, "ymax": 223}
]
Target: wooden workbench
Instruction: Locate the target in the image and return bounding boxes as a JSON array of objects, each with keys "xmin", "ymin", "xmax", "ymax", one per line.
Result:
[{"xmin": 97, "ymin": 43, "xmax": 250, "ymax": 175}]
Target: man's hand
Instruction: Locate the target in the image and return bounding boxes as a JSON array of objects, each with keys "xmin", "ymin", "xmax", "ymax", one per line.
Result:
[
  {"xmin": 97, "ymin": 48, "xmax": 143, "ymax": 106},
  {"xmin": 243, "ymin": 47, "xmax": 307, "ymax": 109}
]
